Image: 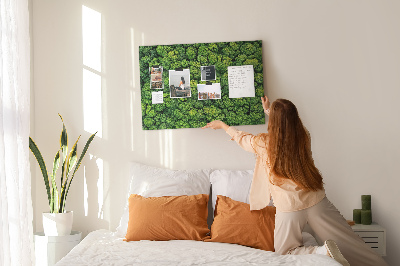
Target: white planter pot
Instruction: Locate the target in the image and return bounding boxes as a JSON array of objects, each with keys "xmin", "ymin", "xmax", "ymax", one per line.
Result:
[{"xmin": 42, "ymin": 211, "xmax": 73, "ymax": 236}]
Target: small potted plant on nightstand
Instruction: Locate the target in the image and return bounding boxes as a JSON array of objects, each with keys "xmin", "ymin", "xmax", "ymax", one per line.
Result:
[{"xmin": 29, "ymin": 114, "xmax": 96, "ymax": 236}]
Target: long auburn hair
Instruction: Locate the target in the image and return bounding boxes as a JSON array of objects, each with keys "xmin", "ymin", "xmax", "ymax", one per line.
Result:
[{"xmin": 256, "ymin": 99, "xmax": 323, "ymax": 191}]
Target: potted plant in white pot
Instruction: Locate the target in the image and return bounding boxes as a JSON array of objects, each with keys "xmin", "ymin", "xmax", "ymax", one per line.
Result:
[{"xmin": 29, "ymin": 114, "xmax": 96, "ymax": 236}]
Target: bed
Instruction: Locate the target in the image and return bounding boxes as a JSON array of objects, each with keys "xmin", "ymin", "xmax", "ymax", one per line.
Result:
[{"xmin": 56, "ymin": 162, "xmax": 341, "ymax": 266}]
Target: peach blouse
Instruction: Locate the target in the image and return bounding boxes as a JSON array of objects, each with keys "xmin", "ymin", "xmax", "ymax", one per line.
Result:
[{"xmin": 226, "ymin": 127, "xmax": 325, "ymax": 212}]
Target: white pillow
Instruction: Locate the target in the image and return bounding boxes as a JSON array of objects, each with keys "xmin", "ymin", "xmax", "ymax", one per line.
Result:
[
  {"xmin": 209, "ymin": 169, "xmax": 253, "ymax": 212},
  {"xmin": 115, "ymin": 162, "xmax": 211, "ymax": 237}
]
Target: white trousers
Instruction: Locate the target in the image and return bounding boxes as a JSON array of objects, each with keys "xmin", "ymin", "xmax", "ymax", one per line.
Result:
[{"xmin": 274, "ymin": 197, "xmax": 387, "ymax": 266}]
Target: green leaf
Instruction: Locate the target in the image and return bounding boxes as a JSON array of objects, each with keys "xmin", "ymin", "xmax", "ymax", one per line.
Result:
[
  {"xmin": 61, "ymin": 132, "xmax": 96, "ymax": 212},
  {"xmin": 52, "ymin": 151, "xmax": 60, "ymax": 187},
  {"xmin": 59, "ymin": 137, "xmax": 79, "ymax": 212},
  {"xmin": 59, "ymin": 114, "xmax": 68, "ymax": 156},
  {"xmin": 66, "ymin": 138, "xmax": 79, "ymax": 175},
  {"xmin": 59, "ymin": 114, "xmax": 68, "ymax": 190},
  {"xmin": 29, "ymin": 137, "xmax": 52, "ymax": 208},
  {"xmin": 51, "ymin": 182, "xmax": 59, "ymax": 213}
]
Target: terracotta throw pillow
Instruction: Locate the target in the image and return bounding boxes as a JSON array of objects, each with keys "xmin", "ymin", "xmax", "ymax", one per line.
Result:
[
  {"xmin": 125, "ymin": 194, "xmax": 210, "ymax": 241},
  {"xmin": 206, "ymin": 195, "xmax": 276, "ymax": 251}
]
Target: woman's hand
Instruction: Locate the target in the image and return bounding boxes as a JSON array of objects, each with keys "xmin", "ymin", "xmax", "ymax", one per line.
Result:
[
  {"xmin": 202, "ymin": 120, "xmax": 229, "ymax": 131},
  {"xmin": 261, "ymin": 96, "xmax": 270, "ymax": 115}
]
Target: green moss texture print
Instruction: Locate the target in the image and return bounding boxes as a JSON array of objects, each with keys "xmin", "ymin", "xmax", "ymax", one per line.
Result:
[{"xmin": 139, "ymin": 40, "xmax": 265, "ymax": 130}]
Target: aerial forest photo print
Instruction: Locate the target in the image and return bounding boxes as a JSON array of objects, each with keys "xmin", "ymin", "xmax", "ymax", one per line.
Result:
[{"xmin": 139, "ymin": 40, "xmax": 265, "ymax": 130}]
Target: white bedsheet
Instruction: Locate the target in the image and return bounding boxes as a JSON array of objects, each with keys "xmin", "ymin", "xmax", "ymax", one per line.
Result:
[{"xmin": 56, "ymin": 229, "xmax": 341, "ymax": 266}]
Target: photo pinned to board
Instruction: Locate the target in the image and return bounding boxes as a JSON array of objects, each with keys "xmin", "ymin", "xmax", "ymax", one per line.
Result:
[
  {"xmin": 150, "ymin": 66, "xmax": 163, "ymax": 89},
  {"xmin": 197, "ymin": 83, "xmax": 221, "ymax": 100},
  {"xmin": 169, "ymin": 69, "xmax": 191, "ymax": 98},
  {"xmin": 201, "ymin": 65, "xmax": 216, "ymax": 81}
]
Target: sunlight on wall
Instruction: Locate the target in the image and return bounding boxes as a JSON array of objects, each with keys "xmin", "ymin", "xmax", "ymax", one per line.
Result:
[
  {"xmin": 82, "ymin": 6, "xmax": 101, "ymax": 72},
  {"xmin": 130, "ymin": 91, "xmax": 136, "ymax": 151},
  {"xmin": 130, "ymin": 28, "xmax": 136, "ymax": 151},
  {"xmin": 83, "ymin": 69, "xmax": 102, "ymax": 137},
  {"xmin": 96, "ymin": 157, "xmax": 104, "ymax": 219},
  {"xmin": 83, "ymin": 166, "xmax": 88, "ymax": 216},
  {"xmin": 82, "ymin": 5, "xmax": 102, "ymax": 138},
  {"xmin": 165, "ymin": 131, "xmax": 173, "ymax": 169},
  {"xmin": 82, "ymin": 5, "xmax": 105, "ymax": 221},
  {"xmin": 158, "ymin": 131, "xmax": 174, "ymax": 169},
  {"xmin": 144, "ymin": 132, "xmax": 148, "ymax": 158},
  {"xmin": 130, "ymin": 28, "xmax": 136, "ymax": 88},
  {"xmin": 83, "ymin": 154, "xmax": 104, "ymax": 218},
  {"xmin": 159, "ymin": 133, "xmax": 164, "ymax": 166}
]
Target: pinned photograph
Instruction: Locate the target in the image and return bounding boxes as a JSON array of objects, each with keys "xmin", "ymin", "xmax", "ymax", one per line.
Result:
[
  {"xmin": 197, "ymin": 83, "xmax": 221, "ymax": 100},
  {"xmin": 150, "ymin": 66, "xmax": 162, "ymax": 75},
  {"xmin": 151, "ymin": 81, "xmax": 163, "ymax": 89},
  {"xmin": 169, "ymin": 69, "xmax": 191, "ymax": 98},
  {"xmin": 201, "ymin": 65, "xmax": 216, "ymax": 81},
  {"xmin": 198, "ymin": 85, "xmax": 208, "ymax": 100},
  {"xmin": 150, "ymin": 66, "xmax": 163, "ymax": 89}
]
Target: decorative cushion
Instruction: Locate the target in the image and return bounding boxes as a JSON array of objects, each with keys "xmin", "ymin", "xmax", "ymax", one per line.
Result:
[
  {"xmin": 206, "ymin": 195, "xmax": 276, "ymax": 251},
  {"xmin": 124, "ymin": 194, "xmax": 210, "ymax": 241},
  {"xmin": 115, "ymin": 162, "xmax": 211, "ymax": 237}
]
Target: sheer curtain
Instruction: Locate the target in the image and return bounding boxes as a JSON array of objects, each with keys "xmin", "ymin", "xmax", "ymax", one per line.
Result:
[{"xmin": 0, "ymin": 0, "xmax": 34, "ymax": 265}]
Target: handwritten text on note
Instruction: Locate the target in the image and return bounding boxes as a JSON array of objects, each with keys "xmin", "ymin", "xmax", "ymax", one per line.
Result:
[{"xmin": 228, "ymin": 65, "xmax": 255, "ymax": 98}]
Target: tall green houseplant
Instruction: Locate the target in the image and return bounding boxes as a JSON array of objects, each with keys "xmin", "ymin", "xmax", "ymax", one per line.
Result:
[{"xmin": 29, "ymin": 114, "xmax": 96, "ymax": 213}]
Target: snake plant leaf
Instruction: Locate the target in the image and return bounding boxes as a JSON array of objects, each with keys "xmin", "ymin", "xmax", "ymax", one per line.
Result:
[
  {"xmin": 59, "ymin": 114, "xmax": 68, "ymax": 153},
  {"xmin": 59, "ymin": 137, "xmax": 79, "ymax": 212},
  {"xmin": 51, "ymin": 150, "xmax": 60, "ymax": 213},
  {"xmin": 66, "ymin": 137, "xmax": 79, "ymax": 176},
  {"xmin": 59, "ymin": 177, "xmax": 68, "ymax": 213},
  {"xmin": 50, "ymin": 187, "xmax": 55, "ymax": 213},
  {"xmin": 59, "ymin": 114, "xmax": 68, "ymax": 187},
  {"xmin": 62, "ymin": 132, "xmax": 97, "ymax": 212},
  {"xmin": 52, "ymin": 151, "xmax": 60, "ymax": 189},
  {"xmin": 31, "ymin": 115, "xmax": 96, "ymax": 213},
  {"xmin": 29, "ymin": 137, "xmax": 52, "ymax": 207},
  {"xmin": 50, "ymin": 179, "xmax": 60, "ymax": 213}
]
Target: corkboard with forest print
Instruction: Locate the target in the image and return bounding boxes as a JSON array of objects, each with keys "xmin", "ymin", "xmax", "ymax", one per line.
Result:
[{"xmin": 139, "ymin": 40, "xmax": 265, "ymax": 130}]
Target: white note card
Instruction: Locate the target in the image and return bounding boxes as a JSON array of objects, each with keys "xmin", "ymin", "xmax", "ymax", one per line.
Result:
[
  {"xmin": 152, "ymin": 91, "xmax": 163, "ymax": 104},
  {"xmin": 228, "ymin": 65, "xmax": 255, "ymax": 98}
]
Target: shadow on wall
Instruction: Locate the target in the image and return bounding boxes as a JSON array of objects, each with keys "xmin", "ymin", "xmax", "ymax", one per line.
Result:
[
  {"xmin": 77, "ymin": 3, "xmax": 196, "ymax": 234},
  {"xmin": 69, "ymin": 154, "xmax": 109, "ymax": 236}
]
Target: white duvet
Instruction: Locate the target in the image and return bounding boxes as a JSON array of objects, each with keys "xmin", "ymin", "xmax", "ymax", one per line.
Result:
[{"xmin": 56, "ymin": 230, "xmax": 340, "ymax": 266}]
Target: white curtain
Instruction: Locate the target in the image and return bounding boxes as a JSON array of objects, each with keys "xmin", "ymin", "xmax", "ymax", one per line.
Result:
[{"xmin": 0, "ymin": 0, "xmax": 34, "ymax": 265}]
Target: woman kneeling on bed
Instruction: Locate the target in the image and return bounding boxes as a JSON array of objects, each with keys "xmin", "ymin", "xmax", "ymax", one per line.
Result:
[{"xmin": 202, "ymin": 97, "xmax": 387, "ymax": 266}]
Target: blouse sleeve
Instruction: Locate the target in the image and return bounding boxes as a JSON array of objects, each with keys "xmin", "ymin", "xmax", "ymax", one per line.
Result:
[{"xmin": 226, "ymin": 127, "xmax": 257, "ymax": 154}]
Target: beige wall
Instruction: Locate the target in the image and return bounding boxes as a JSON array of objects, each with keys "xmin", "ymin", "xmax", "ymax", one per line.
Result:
[{"xmin": 31, "ymin": 0, "xmax": 400, "ymax": 264}]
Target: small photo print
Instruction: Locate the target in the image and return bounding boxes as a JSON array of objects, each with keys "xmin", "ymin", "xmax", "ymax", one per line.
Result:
[
  {"xmin": 197, "ymin": 83, "xmax": 221, "ymax": 100},
  {"xmin": 198, "ymin": 91, "xmax": 208, "ymax": 100},
  {"xmin": 169, "ymin": 69, "xmax": 191, "ymax": 98},
  {"xmin": 201, "ymin": 65, "xmax": 216, "ymax": 81},
  {"xmin": 150, "ymin": 66, "xmax": 163, "ymax": 89},
  {"xmin": 150, "ymin": 66, "xmax": 162, "ymax": 74},
  {"xmin": 151, "ymin": 74, "xmax": 162, "ymax": 83},
  {"xmin": 151, "ymin": 81, "xmax": 163, "ymax": 89}
]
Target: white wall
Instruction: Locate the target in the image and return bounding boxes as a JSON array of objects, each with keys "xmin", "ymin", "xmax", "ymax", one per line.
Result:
[{"xmin": 31, "ymin": 0, "xmax": 400, "ymax": 264}]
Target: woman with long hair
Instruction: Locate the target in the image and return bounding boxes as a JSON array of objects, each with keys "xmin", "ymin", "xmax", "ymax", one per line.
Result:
[
  {"xmin": 203, "ymin": 97, "xmax": 387, "ymax": 266},
  {"xmin": 179, "ymin": 76, "xmax": 185, "ymax": 90}
]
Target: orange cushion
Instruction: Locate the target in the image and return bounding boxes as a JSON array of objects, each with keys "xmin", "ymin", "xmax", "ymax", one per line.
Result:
[
  {"xmin": 206, "ymin": 195, "xmax": 276, "ymax": 251},
  {"xmin": 125, "ymin": 194, "xmax": 210, "ymax": 241}
]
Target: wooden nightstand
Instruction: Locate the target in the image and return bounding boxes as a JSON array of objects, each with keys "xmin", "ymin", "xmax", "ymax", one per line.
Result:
[
  {"xmin": 34, "ymin": 231, "xmax": 81, "ymax": 266},
  {"xmin": 351, "ymin": 222, "xmax": 386, "ymax": 256}
]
